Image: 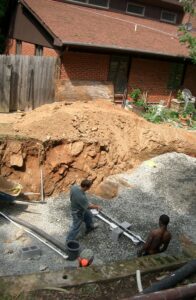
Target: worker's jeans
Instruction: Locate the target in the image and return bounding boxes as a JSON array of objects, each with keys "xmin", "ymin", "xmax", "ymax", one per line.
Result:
[{"xmin": 66, "ymin": 209, "xmax": 93, "ymax": 241}]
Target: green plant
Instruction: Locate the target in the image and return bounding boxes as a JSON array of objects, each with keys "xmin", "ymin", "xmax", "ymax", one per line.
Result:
[
  {"xmin": 177, "ymin": 90, "xmax": 184, "ymax": 101},
  {"xmin": 130, "ymin": 88, "xmax": 142, "ymax": 102},
  {"xmin": 143, "ymin": 105, "xmax": 179, "ymax": 124},
  {"xmin": 178, "ymin": 0, "xmax": 196, "ymax": 64},
  {"xmin": 134, "ymin": 99, "xmax": 144, "ymax": 106}
]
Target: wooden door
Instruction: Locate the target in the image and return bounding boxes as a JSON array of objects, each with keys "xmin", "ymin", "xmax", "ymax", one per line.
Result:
[{"xmin": 108, "ymin": 55, "xmax": 130, "ymax": 94}]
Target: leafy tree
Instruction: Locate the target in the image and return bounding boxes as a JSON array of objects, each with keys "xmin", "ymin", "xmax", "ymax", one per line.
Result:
[
  {"xmin": 179, "ymin": 0, "xmax": 196, "ymax": 63},
  {"xmin": 0, "ymin": 0, "xmax": 8, "ymax": 53}
]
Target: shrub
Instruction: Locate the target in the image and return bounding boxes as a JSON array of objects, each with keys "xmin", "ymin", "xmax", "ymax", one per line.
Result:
[{"xmin": 130, "ymin": 88, "xmax": 142, "ymax": 102}]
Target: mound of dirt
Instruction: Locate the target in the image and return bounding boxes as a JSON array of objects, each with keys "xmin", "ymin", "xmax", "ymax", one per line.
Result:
[{"xmin": 0, "ymin": 100, "xmax": 195, "ymax": 196}]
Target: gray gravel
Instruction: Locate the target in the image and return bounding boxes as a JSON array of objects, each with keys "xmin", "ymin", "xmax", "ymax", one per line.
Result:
[{"xmin": 0, "ymin": 152, "xmax": 195, "ymax": 276}]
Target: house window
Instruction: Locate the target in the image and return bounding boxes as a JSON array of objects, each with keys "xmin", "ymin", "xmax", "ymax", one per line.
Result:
[
  {"xmin": 16, "ymin": 40, "xmax": 22, "ymax": 54},
  {"xmin": 72, "ymin": 0, "xmax": 86, "ymax": 2},
  {"xmin": 88, "ymin": 0, "xmax": 109, "ymax": 7},
  {"xmin": 167, "ymin": 63, "xmax": 184, "ymax": 90},
  {"xmin": 68, "ymin": 0, "xmax": 109, "ymax": 8},
  {"xmin": 127, "ymin": 3, "xmax": 145, "ymax": 16},
  {"xmin": 161, "ymin": 10, "xmax": 177, "ymax": 24},
  {"xmin": 35, "ymin": 45, "xmax": 43, "ymax": 56}
]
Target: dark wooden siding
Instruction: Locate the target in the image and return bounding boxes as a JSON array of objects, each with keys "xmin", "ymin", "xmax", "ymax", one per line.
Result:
[
  {"xmin": 124, "ymin": 0, "xmax": 183, "ymax": 24},
  {"xmin": 107, "ymin": 0, "xmax": 183, "ymax": 24},
  {"xmin": 109, "ymin": 0, "xmax": 127, "ymax": 12},
  {"xmin": 9, "ymin": 4, "xmax": 55, "ymax": 48}
]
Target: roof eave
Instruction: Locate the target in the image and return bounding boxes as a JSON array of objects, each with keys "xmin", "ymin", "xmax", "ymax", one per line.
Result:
[
  {"xmin": 19, "ymin": 0, "xmax": 63, "ymax": 47},
  {"xmin": 62, "ymin": 41, "xmax": 188, "ymax": 60}
]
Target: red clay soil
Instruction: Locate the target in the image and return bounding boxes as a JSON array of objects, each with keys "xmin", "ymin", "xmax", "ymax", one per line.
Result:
[{"xmin": 0, "ymin": 100, "xmax": 195, "ymax": 197}]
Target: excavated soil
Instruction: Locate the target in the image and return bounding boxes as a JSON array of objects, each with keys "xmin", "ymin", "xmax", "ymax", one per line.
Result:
[{"xmin": 0, "ymin": 100, "xmax": 196, "ymax": 196}]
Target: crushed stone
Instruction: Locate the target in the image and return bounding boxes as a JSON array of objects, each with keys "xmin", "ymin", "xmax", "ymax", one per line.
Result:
[{"xmin": 0, "ymin": 152, "xmax": 195, "ymax": 276}]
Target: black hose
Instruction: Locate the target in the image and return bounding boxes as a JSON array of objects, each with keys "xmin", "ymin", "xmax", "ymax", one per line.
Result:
[
  {"xmin": 143, "ymin": 259, "xmax": 196, "ymax": 294},
  {"xmin": 0, "ymin": 213, "xmax": 67, "ymax": 253},
  {"xmin": 0, "ymin": 192, "xmax": 15, "ymax": 202}
]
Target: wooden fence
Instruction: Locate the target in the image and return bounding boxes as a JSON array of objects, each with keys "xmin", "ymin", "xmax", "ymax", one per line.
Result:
[{"xmin": 0, "ymin": 55, "xmax": 58, "ymax": 112}]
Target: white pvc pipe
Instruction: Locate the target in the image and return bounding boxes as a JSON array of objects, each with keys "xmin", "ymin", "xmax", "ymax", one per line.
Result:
[
  {"xmin": 93, "ymin": 210, "xmax": 142, "ymax": 244},
  {"xmin": 40, "ymin": 168, "xmax": 44, "ymax": 203},
  {"xmin": 96, "ymin": 214, "xmax": 117, "ymax": 229},
  {"xmin": 136, "ymin": 269, "xmax": 143, "ymax": 293},
  {"xmin": 0, "ymin": 212, "xmax": 68, "ymax": 259}
]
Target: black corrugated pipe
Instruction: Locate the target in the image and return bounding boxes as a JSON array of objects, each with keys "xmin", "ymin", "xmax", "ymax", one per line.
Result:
[
  {"xmin": 0, "ymin": 213, "xmax": 67, "ymax": 253},
  {"xmin": 128, "ymin": 283, "xmax": 196, "ymax": 300},
  {"xmin": 143, "ymin": 260, "xmax": 196, "ymax": 294},
  {"xmin": 0, "ymin": 192, "xmax": 15, "ymax": 202}
]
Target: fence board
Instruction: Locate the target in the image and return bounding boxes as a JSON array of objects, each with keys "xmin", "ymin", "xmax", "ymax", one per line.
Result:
[
  {"xmin": 0, "ymin": 55, "xmax": 58, "ymax": 112},
  {"xmin": 0, "ymin": 56, "xmax": 11, "ymax": 112}
]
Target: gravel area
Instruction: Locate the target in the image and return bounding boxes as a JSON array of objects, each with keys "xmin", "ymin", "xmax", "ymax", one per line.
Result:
[{"xmin": 0, "ymin": 152, "xmax": 195, "ymax": 276}]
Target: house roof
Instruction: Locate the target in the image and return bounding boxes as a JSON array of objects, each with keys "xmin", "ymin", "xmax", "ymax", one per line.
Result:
[{"xmin": 21, "ymin": 0, "xmax": 189, "ymax": 58}]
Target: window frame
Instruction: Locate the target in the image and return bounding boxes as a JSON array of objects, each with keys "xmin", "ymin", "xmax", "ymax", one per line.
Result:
[
  {"xmin": 67, "ymin": 0, "xmax": 110, "ymax": 9},
  {"xmin": 160, "ymin": 10, "xmax": 177, "ymax": 24},
  {"xmin": 126, "ymin": 2, "xmax": 145, "ymax": 17}
]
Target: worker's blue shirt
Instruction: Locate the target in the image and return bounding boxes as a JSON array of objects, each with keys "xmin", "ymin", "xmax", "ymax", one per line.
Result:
[{"xmin": 70, "ymin": 185, "xmax": 89, "ymax": 213}]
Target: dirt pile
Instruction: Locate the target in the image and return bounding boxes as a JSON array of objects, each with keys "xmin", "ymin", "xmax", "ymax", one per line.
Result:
[{"xmin": 0, "ymin": 100, "xmax": 196, "ymax": 196}]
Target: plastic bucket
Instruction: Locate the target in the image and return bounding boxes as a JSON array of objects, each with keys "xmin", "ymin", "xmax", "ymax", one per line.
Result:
[{"xmin": 66, "ymin": 240, "xmax": 80, "ymax": 260}]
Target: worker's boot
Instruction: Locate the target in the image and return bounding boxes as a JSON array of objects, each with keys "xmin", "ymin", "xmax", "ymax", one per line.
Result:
[{"xmin": 85, "ymin": 223, "xmax": 99, "ymax": 234}]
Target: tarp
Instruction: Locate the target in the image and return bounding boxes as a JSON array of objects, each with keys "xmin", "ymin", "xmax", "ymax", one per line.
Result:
[{"xmin": 0, "ymin": 176, "xmax": 22, "ymax": 197}]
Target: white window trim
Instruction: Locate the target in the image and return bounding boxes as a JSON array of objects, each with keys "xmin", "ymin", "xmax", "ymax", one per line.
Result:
[
  {"xmin": 67, "ymin": 0, "xmax": 110, "ymax": 9},
  {"xmin": 160, "ymin": 10, "xmax": 177, "ymax": 24},
  {"xmin": 126, "ymin": 2, "xmax": 145, "ymax": 17}
]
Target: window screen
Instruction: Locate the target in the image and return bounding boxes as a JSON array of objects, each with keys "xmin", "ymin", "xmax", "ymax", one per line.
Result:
[
  {"xmin": 161, "ymin": 10, "xmax": 177, "ymax": 24},
  {"xmin": 127, "ymin": 3, "xmax": 145, "ymax": 16},
  {"xmin": 71, "ymin": 0, "xmax": 87, "ymax": 2},
  {"xmin": 71, "ymin": 0, "xmax": 87, "ymax": 3},
  {"xmin": 69, "ymin": 0, "xmax": 109, "ymax": 7},
  {"xmin": 89, "ymin": 0, "xmax": 109, "ymax": 7}
]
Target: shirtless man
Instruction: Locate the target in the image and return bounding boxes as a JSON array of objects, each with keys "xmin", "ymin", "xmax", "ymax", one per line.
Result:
[{"xmin": 137, "ymin": 214, "xmax": 171, "ymax": 256}]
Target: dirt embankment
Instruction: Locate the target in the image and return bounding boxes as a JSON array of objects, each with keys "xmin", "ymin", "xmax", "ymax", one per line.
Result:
[{"xmin": 0, "ymin": 100, "xmax": 196, "ymax": 196}]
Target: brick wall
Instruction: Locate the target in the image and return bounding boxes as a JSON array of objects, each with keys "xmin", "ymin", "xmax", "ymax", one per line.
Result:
[
  {"xmin": 128, "ymin": 58, "xmax": 172, "ymax": 103},
  {"xmin": 22, "ymin": 41, "xmax": 35, "ymax": 55},
  {"xmin": 6, "ymin": 39, "xmax": 16, "ymax": 55},
  {"xmin": 6, "ymin": 39, "xmax": 58, "ymax": 57},
  {"xmin": 43, "ymin": 47, "xmax": 59, "ymax": 57},
  {"xmin": 183, "ymin": 64, "xmax": 196, "ymax": 96},
  {"xmin": 61, "ymin": 52, "xmax": 110, "ymax": 81}
]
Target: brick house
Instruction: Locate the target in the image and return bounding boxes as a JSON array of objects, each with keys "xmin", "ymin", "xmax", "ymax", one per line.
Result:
[{"xmin": 6, "ymin": 0, "xmax": 196, "ymax": 102}]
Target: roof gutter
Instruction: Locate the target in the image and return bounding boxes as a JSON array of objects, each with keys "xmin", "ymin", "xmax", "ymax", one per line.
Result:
[
  {"xmin": 62, "ymin": 41, "xmax": 189, "ymax": 61},
  {"xmin": 19, "ymin": 0, "xmax": 63, "ymax": 47}
]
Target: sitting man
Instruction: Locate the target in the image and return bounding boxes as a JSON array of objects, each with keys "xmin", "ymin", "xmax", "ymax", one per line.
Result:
[
  {"xmin": 137, "ymin": 214, "xmax": 171, "ymax": 256},
  {"xmin": 66, "ymin": 179, "xmax": 101, "ymax": 241}
]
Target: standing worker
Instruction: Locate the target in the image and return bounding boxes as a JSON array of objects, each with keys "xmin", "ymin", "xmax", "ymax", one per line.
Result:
[
  {"xmin": 137, "ymin": 214, "xmax": 171, "ymax": 256},
  {"xmin": 66, "ymin": 179, "xmax": 101, "ymax": 241}
]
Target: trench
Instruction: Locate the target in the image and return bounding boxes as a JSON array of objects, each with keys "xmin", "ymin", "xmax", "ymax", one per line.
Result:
[
  {"xmin": 0, "ymin": 136, "xmax": 196, "ymax": 297},
  {"xmin": 0, "ymin": 135, "xmax": 195, "ymax": 199}
]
